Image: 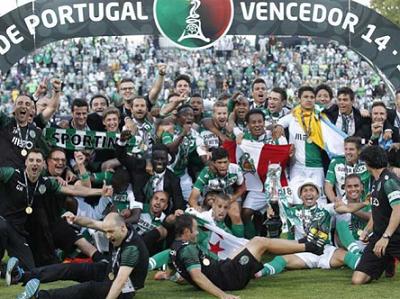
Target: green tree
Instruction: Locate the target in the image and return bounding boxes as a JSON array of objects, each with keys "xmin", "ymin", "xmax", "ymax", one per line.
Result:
[{"xmin": 371, "ymin": 0, "xmax": 400, "ymax": 27}]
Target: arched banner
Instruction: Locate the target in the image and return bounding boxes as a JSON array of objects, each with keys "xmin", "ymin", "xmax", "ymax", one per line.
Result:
[{"xmin": 1, "ymin": 0, "xmax": 400, "ymax": 90}]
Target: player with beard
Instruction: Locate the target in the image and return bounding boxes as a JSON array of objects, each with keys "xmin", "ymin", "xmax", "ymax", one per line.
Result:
[
  {"xmin": 0, "ymin": 149, "xmax": 113, "ymax": 271},
  {"xmin": 125, "ymin": 96, "xmax": 154, "ymax": 158},
  {"xmin": 12, "ymin": 213, "xmax": 148, "ymax": 299},
  {"xmin": 162, "ymin": 105, "xmax": 200, "ymax": 201},
  {"xmin": 188, "ymin": 148, "xmax": 246, "ymax": 237},
  {"xmin": 0, "ymin": 95, "xmax": 43, "ymax": 168},
  {"xmin": 197, "ymin": 102, "xmax": 230, "ymax": 163}
]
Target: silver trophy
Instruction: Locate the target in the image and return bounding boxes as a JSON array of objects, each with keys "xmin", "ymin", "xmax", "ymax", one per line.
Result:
[{"xmin": 265, "ymin": 164, "xmax": 282, "ymax": 203}]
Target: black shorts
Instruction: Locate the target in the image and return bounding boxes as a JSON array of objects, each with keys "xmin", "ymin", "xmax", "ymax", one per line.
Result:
[
  {"xmin": 51, "ymin": 219, "xmax": 82, "ymax": 253},
  {"xmin": 215, "ymin": 248, "xmax": 263, "ymax": 291},
  {"xmin": 355, "ymin": 234, "xmax": 400, "ymax": 280}
]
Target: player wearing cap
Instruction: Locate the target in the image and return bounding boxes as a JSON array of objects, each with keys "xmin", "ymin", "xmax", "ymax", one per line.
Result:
[{"xmin": 255, "ymin": 179, "xmax": 368, "ymax": 278}]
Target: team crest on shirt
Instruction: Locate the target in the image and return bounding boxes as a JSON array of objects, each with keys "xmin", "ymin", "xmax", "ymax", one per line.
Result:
[
  {"xmin": 38, "ymin": 184, "xmax": 46, "ymax": 194},
  {"xmin": 239, "ymin": 255, "xmax": 249, "ymax": 265},
  {"xmin": 238, "ymin": 153, "xmax": 256, "ymax": 174},
  {"xmin": 372, "ymin": 197, "xmax": 380, "ymax": 207}
]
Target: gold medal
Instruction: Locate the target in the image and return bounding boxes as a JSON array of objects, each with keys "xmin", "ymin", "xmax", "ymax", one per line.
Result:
[
  {"xmin": 108, "ymin": 272, "xmax": 115, "ymax": 280},
  {"xmin": 21, "ymin": 149, "xmax": 28, "ymax": 157},
  {"xmin": 306, "ymin": 137, "xmax": 313, "ymax": 144},
  {"xmin": 25, "ymin": 206, "xmax": 33, "ymax": 214},
  {"xmin": 357, "ymin": 229, "xmax": 363, "ymax": 237},
  {"xmin": 202, "ymin": 258, "xmax": 210, "ymax": 266}
]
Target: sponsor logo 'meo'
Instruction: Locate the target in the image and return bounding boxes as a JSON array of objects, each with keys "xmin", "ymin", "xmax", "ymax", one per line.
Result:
[{"xmin": 154, "ymin": 0, "xmax": 234, "ymax": 50}]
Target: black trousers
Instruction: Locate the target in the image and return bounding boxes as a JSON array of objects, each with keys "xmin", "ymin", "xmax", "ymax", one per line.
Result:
[
  {"xmin": 0, "ymin": 217, "xmax": 35, "ymax": 270},
  {"xmin": 26, "ymin": 261, "xmax": 135, "ymax": 299}
]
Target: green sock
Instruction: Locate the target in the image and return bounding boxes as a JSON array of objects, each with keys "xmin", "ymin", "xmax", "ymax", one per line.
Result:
[
  {"xmin": 258, "ymin": 256, "xmax": 287, "ymax": 277},
  {"xmin": 148, "ymin": 249, "xmax": 170, "ymax": 270},
  {"xmin": 336, "ymin": 220, "xmax": 361, "ymax": 254},
  {"xmin": 344, "ymin": 252, "xmax": 361, "ymax": 270},
  {"xmin": 244, "ymin": 221, "xmax": 256, "ymax": 239},
  {"xmin": 231, "ymin": 224, "xmax": 244, "ymax": 238}
]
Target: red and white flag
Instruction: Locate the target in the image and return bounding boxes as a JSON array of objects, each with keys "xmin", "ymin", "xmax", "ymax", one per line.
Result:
[{"xmin": 223, "ymin": 140, "xmax": 291, "ymax": 192}]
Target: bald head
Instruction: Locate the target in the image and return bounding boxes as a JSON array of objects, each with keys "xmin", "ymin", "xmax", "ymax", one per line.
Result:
[
  {"xmin": 103, "ymin": 212, "xmax": 128, "ymax": 246},
  {"xmin": 104, "ymin": 212, "xmax": 126, "ymax": 227}
]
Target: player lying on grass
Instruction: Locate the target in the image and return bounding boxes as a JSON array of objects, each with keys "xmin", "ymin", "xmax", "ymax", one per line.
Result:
[{"xmin": 169, "ymin": 214, "xmax": 326, "ymax": 299}]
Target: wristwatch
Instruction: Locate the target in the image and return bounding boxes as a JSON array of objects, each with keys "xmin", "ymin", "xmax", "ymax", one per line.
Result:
[{"xmin": 382, "ymin": 233, "xmax": 391, "ymax": 240}]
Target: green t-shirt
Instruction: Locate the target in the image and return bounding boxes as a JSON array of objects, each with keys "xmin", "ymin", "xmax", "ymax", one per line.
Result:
[
  {"xmin": 120, "ymin": 245, "xmax": 140, "ymax": 268},
  {"xmin": 179, "ymin": 244, "xmax": 202, "ymax": 272},
  {"xmin": 350, "ymin": 205, "xmax": 371, "ymax": 239},
  {"xmin": 325, "ymin": 157, "xmax": 370, "ymax": 199},
  {"xmin": 162, "ymin": 125, "xmax": 198, "ymax": 177},
  {"xmin": 193, "ymin": 164, "xmax": 244, "ymax": 195}
]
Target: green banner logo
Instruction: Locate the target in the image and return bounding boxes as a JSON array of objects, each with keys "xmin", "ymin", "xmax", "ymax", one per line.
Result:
[{"xmin": 154, "ymin": 0, "xmax": 234, "ymax": 50}]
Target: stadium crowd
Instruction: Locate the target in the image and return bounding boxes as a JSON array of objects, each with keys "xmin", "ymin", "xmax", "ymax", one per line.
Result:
[
  {"xmin": 0, "ymin": 35, "xmax": 392, "ymax": 117},
  {"xmin": 0, "ymin": 36, "xmax": 400, "ymax": 299}
]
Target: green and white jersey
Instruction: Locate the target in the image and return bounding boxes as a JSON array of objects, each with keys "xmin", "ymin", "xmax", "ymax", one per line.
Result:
[
  {"xmin": 281, "ymin": 198, "xmax": 336, "ymax": 242},
  {"xmin": 280, "ymin": 190, "xmax": 337, "ymax": 242},
  {"xmin": 249, "ymin": 102, "xmax": 268, "ymax": 115},
  {"xmin": 135, "ymin": 205, "xmax": 166, "ymax": 235},
  {"xmin": 130, "ymin": 118, "xmax": 154, "ymax": 155},
  {"xmin": 193, "ymin": 164, "xmax": 244, "ymax": 195},
  {"xmin": 278, "ymin": 113, "xmax": 323, "ymax": 168},
  {"xmin": 162, "ymin": 125, "xmax": 199, "ymax": 177},
  {"xmin": 111, "ymin": 184, "xmax": 141, "ymax": 212},
  {"xmin": 196, "ymin": 127, "xmax": 222, "ymax": 156},
  {"xmin": 264, "ymin": 109, "xmax": 288, "ymax": 128},
  {"xmin": 325, "ymin": 157, "xmax": 371, "ymax": 198}
]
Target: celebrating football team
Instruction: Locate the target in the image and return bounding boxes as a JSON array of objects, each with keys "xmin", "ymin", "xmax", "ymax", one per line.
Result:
[{"xmin": 1, "ymin": 36, "xmax": 400, "ymax": 299}]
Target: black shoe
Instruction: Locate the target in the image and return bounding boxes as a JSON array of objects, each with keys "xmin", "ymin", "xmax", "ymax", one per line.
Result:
[{"xmin": 304, "ymin": 241, "xmax": 324, "ymax": 256}]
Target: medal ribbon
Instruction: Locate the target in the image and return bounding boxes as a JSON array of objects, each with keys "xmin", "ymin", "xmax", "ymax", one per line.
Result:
[
  {"xmin": 16, "ymin": 123, "xmax": 30, "ymax": 149},
  {"xmin": 23, "ymin": 171, "xmax": 39, "ymax": 209}
]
